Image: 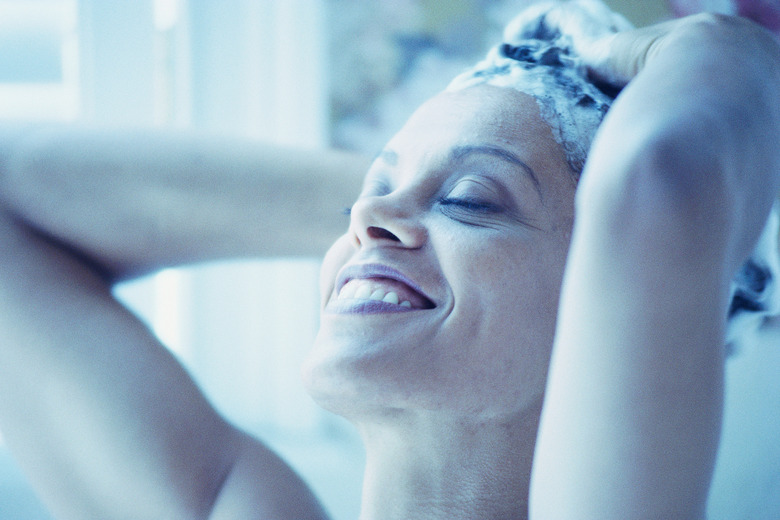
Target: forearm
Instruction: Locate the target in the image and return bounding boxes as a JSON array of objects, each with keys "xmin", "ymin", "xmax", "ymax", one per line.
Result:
[{"xmin": 0, "ymin": 124, "xmax": 368, "ymax": 280}]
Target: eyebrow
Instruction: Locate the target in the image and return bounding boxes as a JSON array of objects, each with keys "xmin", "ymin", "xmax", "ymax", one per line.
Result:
[
  {"xmin": 374, "ymin": 145, "xmax": 541, "ymax": 195},
  {"xmin": 450, "ymin": 145, "xmax": 540, "ymax": 193}
]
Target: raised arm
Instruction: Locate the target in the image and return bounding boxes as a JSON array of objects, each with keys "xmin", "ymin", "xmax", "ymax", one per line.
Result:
[
  {"xmin": 0, "ymin": 128, "xmax": 368, "ymax": 519},
  {"xmin": 0, "ymin": 124, "xmax": 368, "ymax": 279},
  {"xmin": 531, "ymin": 14, "xmax": 780, "ymax": 519}
]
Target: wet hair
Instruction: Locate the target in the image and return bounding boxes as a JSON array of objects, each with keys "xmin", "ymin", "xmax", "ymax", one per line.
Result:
[
  {"xmin": 447, "ymin": 0, "xmax": 780, "ymax": 353},
  {"xmin": 447, "ymin": 0, "xmax": 631, "ymax": 176}
]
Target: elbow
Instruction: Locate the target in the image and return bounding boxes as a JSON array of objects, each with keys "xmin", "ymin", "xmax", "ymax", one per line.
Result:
[{"xmin": 577, "ymin": 121, "xmax": 740, "ymax": 269}]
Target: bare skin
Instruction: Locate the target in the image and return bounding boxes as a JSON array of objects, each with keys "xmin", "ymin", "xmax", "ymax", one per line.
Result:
[
  {"xmin": 0, "ymin": 130, "xmax": 367, "ymax": 519},
  {"xmin": 305, "ymin": 86, "xmax": 576, "ymax": 520},
  {"xmin": 533, "ymin": 13, "xmax": 780, "ymax": 519},
  {"xmin": 0, "ymin": 12, "xmax": 778, "ymax": 520}
]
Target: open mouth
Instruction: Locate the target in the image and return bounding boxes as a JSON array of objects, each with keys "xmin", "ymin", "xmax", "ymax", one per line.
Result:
[
  {"xmin": 333, "ymin": 263, "xmax": 436, "ymax": 311},
  {"xmin": 336, "ymin": 277, "xmax": 435, "ymax": 310}
]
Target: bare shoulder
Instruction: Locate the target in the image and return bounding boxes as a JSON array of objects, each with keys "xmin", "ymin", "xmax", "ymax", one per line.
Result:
[{"xmin": 208, "ymin": 431, "xmax": 331, "ymax": 520}]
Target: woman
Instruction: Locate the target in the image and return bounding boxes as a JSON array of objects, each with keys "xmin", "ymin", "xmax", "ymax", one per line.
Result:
[{"xmin": 0, "ymin": 1, "xmax": 778, "ymax": 519}]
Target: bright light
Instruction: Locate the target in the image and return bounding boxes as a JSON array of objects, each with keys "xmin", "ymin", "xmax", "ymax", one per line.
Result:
[
  {"xmin": 154, "ymin": 0, "xmax": 181, "ymax": 31},
  {"xmin": 153, "ymin": 268, "xmax": 189, "ymax": 358}
]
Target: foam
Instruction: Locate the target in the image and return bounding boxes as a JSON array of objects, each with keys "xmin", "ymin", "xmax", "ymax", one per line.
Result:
[{"xmin": 447, "ymin": 0, "xmax": 632, "ymax": 174}]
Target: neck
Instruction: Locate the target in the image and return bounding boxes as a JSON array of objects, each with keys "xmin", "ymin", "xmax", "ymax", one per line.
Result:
[{"xmin": 355, "ymin": 399, "xmax": 542, "ymax": 520}]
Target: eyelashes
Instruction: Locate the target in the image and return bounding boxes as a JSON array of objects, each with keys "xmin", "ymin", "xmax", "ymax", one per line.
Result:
[
  {"xmin": 342, "ymin": 197, "xmax": 498, "ymax": 220},
  {"xmin": 342, "ymin": 196, "xmax": 500, "ymax": 221},
  {"xmin": 438, "ymin": 196, "xmax": 500, "ymax": 213}
]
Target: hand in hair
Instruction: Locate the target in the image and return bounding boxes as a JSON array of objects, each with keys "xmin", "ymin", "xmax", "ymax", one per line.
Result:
[{"xmin": 576, "ymin": 12, "xmax": 780, "ymax": 87}]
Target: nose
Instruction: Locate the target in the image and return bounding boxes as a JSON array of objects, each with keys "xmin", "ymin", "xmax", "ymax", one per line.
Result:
[{"xmin": 349, "ymin": 193, "xmax": 427, "ymax": 249}]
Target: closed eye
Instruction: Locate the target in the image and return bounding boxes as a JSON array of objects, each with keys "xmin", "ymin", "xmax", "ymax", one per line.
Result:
[
  {"xmin": 438, "ymin": 196, "xmax": 500, "ymax": 213},
  {"xmin": 438, "ymin": 196, "xmax": 532, "ymax": 230}
]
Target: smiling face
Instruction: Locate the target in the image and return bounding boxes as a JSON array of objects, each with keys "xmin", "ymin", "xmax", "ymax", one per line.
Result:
[{"xmin": 302, "ymin": 85, "xmax": 577, "ymax": 422}]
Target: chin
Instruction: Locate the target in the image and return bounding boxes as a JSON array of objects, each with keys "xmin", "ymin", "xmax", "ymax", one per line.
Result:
[
  {"xmin": 302, "ymin": 319, "xmax": 431, "ymax": 415},
  {"xmin": 302, "ymin": 341, "xmax": 520, "ymax": 426},
  {"xmin": 300, "ymin": 333, "xmax": 395, "ymax": 420},
  {"xmin": 300, "ymin": 338, "xmax": 440, "ymax": 421}
]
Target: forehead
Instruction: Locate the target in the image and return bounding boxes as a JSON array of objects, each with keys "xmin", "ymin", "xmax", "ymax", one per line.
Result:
[{"xmin": 382, "ymin": 85, "xmax": 570, "ymax": 184}]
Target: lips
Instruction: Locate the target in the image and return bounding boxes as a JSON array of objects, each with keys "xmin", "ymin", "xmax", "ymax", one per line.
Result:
[{"xmin": 331, "ymin": 263, "xmax": 436, "ymax": 312}]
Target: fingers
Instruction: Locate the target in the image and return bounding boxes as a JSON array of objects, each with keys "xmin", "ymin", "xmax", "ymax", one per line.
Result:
[
  {"xmin": 573, "ymin": 21, "xmax": 675, "ymax": 87},
  {"xmin": 577, "ymin": 13, "xmax": 780, "ymax": 90}
]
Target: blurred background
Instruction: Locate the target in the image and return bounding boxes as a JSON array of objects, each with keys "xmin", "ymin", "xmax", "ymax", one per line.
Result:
[{"xmin": 0, "ymin": 1, "xmax": 778, "ymax": 519}]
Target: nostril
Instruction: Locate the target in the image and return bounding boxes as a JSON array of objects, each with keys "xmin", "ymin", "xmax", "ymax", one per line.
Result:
[{"xmin": 367, "ymin": 226, "xmax": 400, "ymax": 242}]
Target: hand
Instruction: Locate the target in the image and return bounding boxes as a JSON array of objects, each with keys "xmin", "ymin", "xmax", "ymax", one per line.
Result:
[{"xmin": 574, "ymin": 13, "xmax": 779, "ymax": 88}]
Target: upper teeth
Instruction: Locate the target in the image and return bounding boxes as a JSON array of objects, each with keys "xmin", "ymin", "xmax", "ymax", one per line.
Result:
[{"xmin": 339, "ymin": 280, "xmax": 413, "ymax": 308}]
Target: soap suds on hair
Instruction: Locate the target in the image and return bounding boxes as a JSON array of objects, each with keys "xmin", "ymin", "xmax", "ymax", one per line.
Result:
[{"xmin": 446, "ymin": 0, "xmax": 631, "ymax": 175}]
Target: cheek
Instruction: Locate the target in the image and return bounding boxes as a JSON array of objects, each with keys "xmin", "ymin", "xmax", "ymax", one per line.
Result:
[
  {"xmin": 319, "ymin": 234, "xmax": 353, "ymax": 306},
  {"xmin": 440, "ymin": 231, "xmax": 566, "ymax": 353},
  {"xmin": 447, "ymin": 231, "xmax": 562, "ymax": 306},
  {"xmin": 430, "ymin": 234, "xmax": 564, "ymax": 416}
]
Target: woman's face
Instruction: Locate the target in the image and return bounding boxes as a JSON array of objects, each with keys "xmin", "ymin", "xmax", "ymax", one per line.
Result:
[{"xmin": 303, "ymin": 85, "xmax": 577, "ymax": 421}]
